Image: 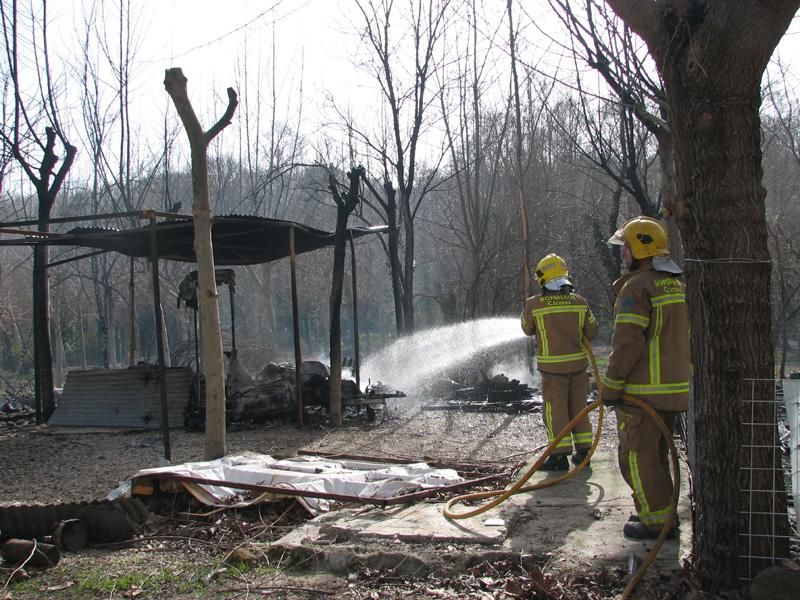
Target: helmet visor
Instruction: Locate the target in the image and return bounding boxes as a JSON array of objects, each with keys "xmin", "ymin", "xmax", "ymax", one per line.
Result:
[{"xmin": 608, "ymin": 226, "xmax": 626, "ymax": 246}]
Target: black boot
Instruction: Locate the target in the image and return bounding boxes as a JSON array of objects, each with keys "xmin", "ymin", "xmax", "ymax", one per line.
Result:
[
  {"xmin": 623, "ymin": 520, "xmax": 678, "ymax": 540},
  {"xmin": 571, "ymin": 449, "xmax": 590, "ymax": 466},
  {"xmin": 540, "ymin": 454, "xmax": 569, "ymax": 471}
]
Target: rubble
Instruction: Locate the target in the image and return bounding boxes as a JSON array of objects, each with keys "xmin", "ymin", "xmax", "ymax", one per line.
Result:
[
  {"xmin": 424, "ymin": 373, "xmax": 541, "ymax": 413},
  {"xmin": 186, "ymin": 356, "xmax": 407, "ymax": 428},
  {"xmin": 0, "ymin": 398, "xmax": 36, "ymax": 427}
]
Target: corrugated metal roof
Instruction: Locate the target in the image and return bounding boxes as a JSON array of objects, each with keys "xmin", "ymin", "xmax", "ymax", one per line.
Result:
[
  {"xmin": 49, "ymin": 367, "xmax": 193, "ymax": 429},
  {"xmin": 0, "ymin": 498, "xmax": 147, "ymax": 542},
  {"xmin": 0, "ymin": 216, "xmax": 388, "ymax": 265}
]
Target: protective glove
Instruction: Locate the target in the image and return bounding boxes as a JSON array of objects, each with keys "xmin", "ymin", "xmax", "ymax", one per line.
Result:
[{"xmin": 602, "ymin": 394, "xmax": 622, "ymax": 408}]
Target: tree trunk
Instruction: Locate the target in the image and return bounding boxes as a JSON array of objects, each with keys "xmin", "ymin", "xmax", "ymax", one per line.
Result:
[
  {"xmin": 328, "ymin": 168, "xmax": 362, "ymax": 427},
  {"xmin": 602, "ymin": 1, "xmax": 799, "ymax": 589},
  {"xmin": 400, "ymin": 189, "xmax": 415, "ymax": 333},
  {"xmin": 672, "ymin": 86, "xmax": 789, "ymax": 584},
  {"xmin": 164, "ymin": 68, "xmax": 238, "ymax": 460},
  {"xmin": 329, "ymin": 213, "xmax": 347, "ymax": 426},
  {"xmin": 385, "ymin": 181, "xmax": 405, "ymax": 334},
  {"xmin": 32, "ymin": 244, "xmax": 54, "ymax": 421}
]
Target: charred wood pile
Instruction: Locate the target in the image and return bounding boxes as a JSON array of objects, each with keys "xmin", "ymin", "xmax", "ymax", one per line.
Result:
[
  {"xmin": 424, "ymin": 373, "xmax": 541, "ymax": 413},
  {"xmin": 0, "ymin": 398, "xmax": 37, "ymax": 428},
  {"xmin": 185, "ymin": 357, "xmax": 405, "ymax": 429}
]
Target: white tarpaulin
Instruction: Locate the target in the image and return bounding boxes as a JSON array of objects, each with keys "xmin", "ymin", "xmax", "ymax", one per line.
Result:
[{"xmin": 131, "ymin": 452, "xmax": 464, "ymax": 513}]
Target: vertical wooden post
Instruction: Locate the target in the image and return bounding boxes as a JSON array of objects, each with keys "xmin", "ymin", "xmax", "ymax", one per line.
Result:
[
  {"xmin": 164, "ymin": 68, "xmax": 237, "ymax": 460},
  {"xmin": 78, "ymin": 302, "xmax": 87, "ymax": 369},
  {"xmin": 228, "ymin": 282, "xmax": 237, "ymax": 357},
  {"xmin": 149, "ymin": 215, "xmax": 171, "ymax": 463},
  {"xmin": 128, "ymin": 256, "xmax": 136, "ymax": 366}
]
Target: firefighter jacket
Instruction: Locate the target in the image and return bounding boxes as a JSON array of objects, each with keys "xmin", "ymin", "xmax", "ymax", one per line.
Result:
[
  {"xmin": 602, "ymin": 264, "xmax": 690, "ymax": 411},
  {"xmin": 521, "ymin": 292, "xmax": 598, "ymax": 374}
]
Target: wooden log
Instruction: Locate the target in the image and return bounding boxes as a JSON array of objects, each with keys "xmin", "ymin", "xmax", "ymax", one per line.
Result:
[{"xmin": 1, "ymin": 539, "xmax": 60, "ymax": 567}]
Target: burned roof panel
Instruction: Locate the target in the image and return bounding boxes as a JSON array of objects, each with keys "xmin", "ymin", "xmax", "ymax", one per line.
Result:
[{"xmin": 3, "ymin": 215, "xmax": 387, "ymax": 266}]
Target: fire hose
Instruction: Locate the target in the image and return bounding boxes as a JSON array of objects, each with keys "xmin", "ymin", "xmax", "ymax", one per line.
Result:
[{"xmin": 442, "ymin": 339, "xmax": 681, "ymax": 599}]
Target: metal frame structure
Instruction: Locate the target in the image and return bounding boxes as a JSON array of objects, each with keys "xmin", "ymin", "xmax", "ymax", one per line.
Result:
[{"xmin": 0, "ymin": 210, "xmax": 387, "ymax": 460}]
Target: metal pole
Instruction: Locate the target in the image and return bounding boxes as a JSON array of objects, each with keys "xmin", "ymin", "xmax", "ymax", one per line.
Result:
[
  {"xmin": 32, "ymin": 248, "xmax": 42, "ymax": 423},
  {"xmin": 289, "ymin": 226, "xmax": 304, "ymax": 428},
  {"xmin": 128, "ymin": 256, "xmax": 136, "ymax": 366},
  {"xmin": 193, "ymin": 308, "xmax": 199, "ymax": 373},
  {"xmin": 349, "ymin": 232, "xmax": 361, "ymax": 391},
  {"xmin": 149, "ymin": 216, "xmax": 171, "ymax": 462},
  {"xmin": 228, "ymin": 280, "xmax": 237, "ymax": 357}
]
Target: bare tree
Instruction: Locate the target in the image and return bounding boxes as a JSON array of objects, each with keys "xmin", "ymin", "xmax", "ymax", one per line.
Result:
[
  {"xmin": 550, "ymin": 0, "xmax": 672, "ymax": 216},
  {"xmin": 346, "ymin": 0, "xmax": 450, "ymax": 335},
  {"xmin": 546, "ymin": 95, "xmax": 654, "ymax": 281},
  {"xmin": 0, "ymin": 0, "xmax": 77, "ymax": 421},
  {"xmin": 507, "ymin": 0, "xmax": 533, "ymax": 303},
  {"xmin": 78, "ymin": 0, "xmax": 130, "ymax": 367},
  {"xmin": 164, "ymin": 68, "xmax": 238, "ymax": 460},
  {"xmin": 327, "ymin": 166, "xmax": 364, "ymax": 425},
  {"xmin": 229, "ymin": 38, "xmax": 306, "ymax": 362},
  {"xmin": 602, "ymin": 0, "xmax": 798, "ymax": 589},
  {"xmin": 435, "ymin": 0, "xmax": 511, "ymax": 319},
  {"xmin": 763, "ymin": 74, "xmax": 800, "ymax": 379}
]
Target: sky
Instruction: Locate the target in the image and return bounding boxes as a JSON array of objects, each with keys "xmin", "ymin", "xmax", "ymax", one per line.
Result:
[
  {"xmin": 55, "ymin": 1, "xmax": 362, "ymax": 134},
  {"xmin": 28, "ymin": 1, "xmax": 800, "ymax": 174}
]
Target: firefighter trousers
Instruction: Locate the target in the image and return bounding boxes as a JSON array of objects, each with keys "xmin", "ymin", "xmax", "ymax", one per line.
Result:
[
  {"xmin": 540, "ymin": 370, "xmax": 593, "ymax": 455},
  {"xmin": 616, "ymin": 404, "xmax": 677, "ymax": 528}
]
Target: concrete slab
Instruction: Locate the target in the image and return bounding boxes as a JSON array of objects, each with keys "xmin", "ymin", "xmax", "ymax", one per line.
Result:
[
  {"xmin": 272, "ymin": 450, "xmax": 692, "ymax": 574},
  {"xmin": 503, "ymin": 451, "xmax": 691, "ymax": 570},
  {"xmin": 279, "ymin": 502, "xmax": 508, "ymax": 546}
]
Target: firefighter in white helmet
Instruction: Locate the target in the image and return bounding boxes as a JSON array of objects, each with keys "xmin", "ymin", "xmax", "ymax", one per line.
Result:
[
  {"xmin": 521, "ymin": 254, "xmax": 599, "ymax": 471},
  {"xmin": 603, "ymin": 216, "xmax": 690, "ymax": 540}
]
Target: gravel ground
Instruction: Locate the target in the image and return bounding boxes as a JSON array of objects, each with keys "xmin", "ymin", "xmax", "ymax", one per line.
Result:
[{"xmin": 0, "ymin": 395, "xmax": 614, "ymax": 505}]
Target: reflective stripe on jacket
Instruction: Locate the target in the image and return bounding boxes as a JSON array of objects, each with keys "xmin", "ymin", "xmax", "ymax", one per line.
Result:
[
  {"xmin": 521, "ymin": 292, "xmax": 598, "ymax": 374},
  {"xmin": 602, "ymin": 264, "xmax": 690, "ymax": 411}
]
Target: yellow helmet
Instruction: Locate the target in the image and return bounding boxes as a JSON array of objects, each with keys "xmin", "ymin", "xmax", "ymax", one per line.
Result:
[
  {"xmin": 535, "ymin": 253, "xmax": 570, "ymax": 288},
  {"xmin": 608, "ymin": 216, "xmax": 669, "ymax": 259}
]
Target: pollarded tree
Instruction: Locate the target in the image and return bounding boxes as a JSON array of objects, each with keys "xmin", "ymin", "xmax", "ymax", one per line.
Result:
[
  {"xmin": 164, "ymin": 68, "xmax": 238, "ymax": 460},
  {"xmin": 602, "ymin": 0, "xmax": 798, "ymax": 590},
  {"xmin": 0, "ymin": 0, "xmax": 77, "ymax": 421}
]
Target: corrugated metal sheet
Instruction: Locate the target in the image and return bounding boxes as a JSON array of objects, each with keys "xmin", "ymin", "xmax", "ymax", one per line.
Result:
[
  {"xmin": 49, "ymin": 367, "xmax": 192, "ymax": 428},
  {"xmin": 0, "ymin": 498, "xmax": 147, "ymax": 542}
]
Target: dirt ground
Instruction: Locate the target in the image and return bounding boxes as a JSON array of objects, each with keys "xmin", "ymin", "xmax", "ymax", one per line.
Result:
[
  {"xmin": 0, "ymin": 398, "xmax": 703, "ymax": 599},
  {"xmin": 1, "ymin": 397, "xmax": 606, "ymax": 504}
]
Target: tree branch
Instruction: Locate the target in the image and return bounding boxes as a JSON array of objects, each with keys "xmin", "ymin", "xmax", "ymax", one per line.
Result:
[
  {"xmin": 205, "ymin": 87, "xmax": 239, "ymax": 144},
  {"xmin": 602, "ymin": 0, "xmax": 659, "ymax": 47}
]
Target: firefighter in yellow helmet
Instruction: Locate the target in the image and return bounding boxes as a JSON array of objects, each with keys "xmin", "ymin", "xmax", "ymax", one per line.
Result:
[
  {"xmin": 603, "ymin": 216, "xmax": 690, "ymax": 539},
  {"xmin": 521, "ymin": 254, "xmax": 599, "ymax": 470}
]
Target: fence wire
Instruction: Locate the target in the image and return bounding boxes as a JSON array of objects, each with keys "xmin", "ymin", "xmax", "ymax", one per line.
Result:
[{"xmin": 737, "ymin": 379, "xmax": 799, "ymax": 582}]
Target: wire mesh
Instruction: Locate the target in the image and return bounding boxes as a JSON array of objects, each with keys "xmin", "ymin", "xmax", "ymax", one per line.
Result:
[{"xmin": 737, "ymin": 379, "xmax": 798, "ymax": 582}]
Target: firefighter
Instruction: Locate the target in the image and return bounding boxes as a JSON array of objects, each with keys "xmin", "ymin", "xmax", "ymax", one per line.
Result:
[
  {"xmin": 602, "ymin": 216, "xmax": 690, "ymax": 540},
  {"xmin": 521, "ymin": 254, "xmax": 599, "ymax": 471}
]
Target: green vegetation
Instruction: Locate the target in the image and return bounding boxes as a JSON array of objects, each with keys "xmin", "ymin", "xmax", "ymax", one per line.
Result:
[{"xmin": 4, "ymin": 550, "xmax": 289, "ymax": 599}]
